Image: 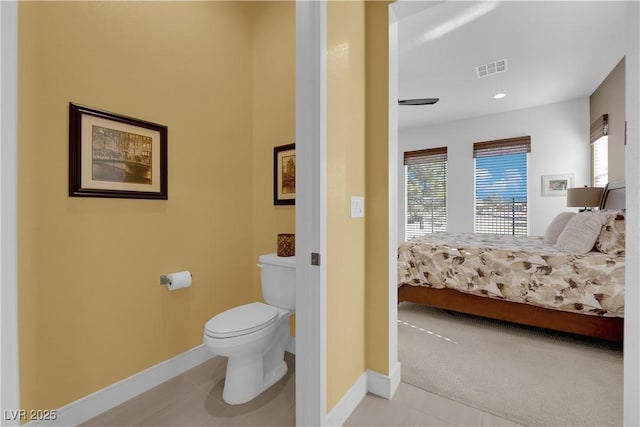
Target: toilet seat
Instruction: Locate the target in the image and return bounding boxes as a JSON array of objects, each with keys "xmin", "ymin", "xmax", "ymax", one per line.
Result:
[{"xmin": 205, "ymin": 302, "xmax": 279, "ymax": 339}]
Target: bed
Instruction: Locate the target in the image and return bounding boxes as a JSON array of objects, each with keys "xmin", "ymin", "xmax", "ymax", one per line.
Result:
[{"xmin": 398, "ymin": 181, "xmax": 626, "ymax": 342}]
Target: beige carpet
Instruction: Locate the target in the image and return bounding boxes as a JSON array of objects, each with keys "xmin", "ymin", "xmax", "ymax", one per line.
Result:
[{"xmin": 398, "ymin": 302, "xmax": 623, "ymax": 427}]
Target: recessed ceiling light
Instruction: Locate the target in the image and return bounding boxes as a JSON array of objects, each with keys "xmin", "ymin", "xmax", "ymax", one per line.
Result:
[{"xmin": 493, "ymin": 93, "xmax": 506, "ymax": 99}]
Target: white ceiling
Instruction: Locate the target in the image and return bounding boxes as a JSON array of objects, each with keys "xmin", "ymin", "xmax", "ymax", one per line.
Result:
[{"xmin": 396, "ymin": 1, "xmax": 628, "ymax": 130}]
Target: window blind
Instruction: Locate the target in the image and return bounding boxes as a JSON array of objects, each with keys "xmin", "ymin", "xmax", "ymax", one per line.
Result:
[
  {"xmin": 404, "ymin": 147, "xmax": 447, "ymax": 240},
  {"xmin": 590, "ymin": 114, "xmax": 609, "ymax": 143},
  {"xmin": 474, "ymin": 137, "xmax": 530, "ymax": 236},
  {"xmin": 473, "ymin": 136, "xmax": 531, "ymax": 158},
  {"xmin": 591, "ymin": 115, "xmax": 609, "ymax": 187}
]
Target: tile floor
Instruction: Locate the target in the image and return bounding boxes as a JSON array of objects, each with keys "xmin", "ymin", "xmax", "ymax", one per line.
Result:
[
  {"xmin": 83, "ymin": 352, "xmax": 521, "ymax": 427},
  {"xmin": 82, "ymin": 354, "xmax": 295, "ymax": 427},
  {"xmin": 345, "ymin": 383, "xmax": 522, "ymax": 427}
]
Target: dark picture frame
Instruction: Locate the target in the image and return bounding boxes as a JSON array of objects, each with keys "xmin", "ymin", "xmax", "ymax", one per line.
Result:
[
  {"xmin": 69, "ymin": 103, "xmax": 168, "ymax": 199},
  {"xmin": 274, "ymin": 143, "xmax": 295, "ymax": 205}
]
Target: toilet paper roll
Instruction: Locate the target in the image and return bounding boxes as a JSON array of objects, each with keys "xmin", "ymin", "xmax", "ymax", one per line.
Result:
[{"xmin": 166, "ymin": 271, "xmax": 192, "ymax": 291}]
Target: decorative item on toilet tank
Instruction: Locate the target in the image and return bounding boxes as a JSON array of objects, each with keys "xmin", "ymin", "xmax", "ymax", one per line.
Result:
[{"xmin": 277, "ymin": 234, "xmax": 295, "ymax": 257}]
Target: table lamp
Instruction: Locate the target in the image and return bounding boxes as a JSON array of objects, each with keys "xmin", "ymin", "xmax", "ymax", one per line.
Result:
[{"xmin": 566, "ymin": 186, "xmax": 604, "ymax": 212}]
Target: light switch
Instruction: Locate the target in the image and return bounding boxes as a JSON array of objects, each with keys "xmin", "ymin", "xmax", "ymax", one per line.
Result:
[{"xmin": 350, "ymin": 196, "xmax": 364, "ymax": 218}]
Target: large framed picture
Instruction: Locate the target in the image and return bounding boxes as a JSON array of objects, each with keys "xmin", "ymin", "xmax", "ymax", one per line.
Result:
[
  {"xmin": 541, "ymin": 174, "xmax": 574, "ymax": 197},
  {"xmin": 274, "ymin": 143, "xmax": 295, "ymax": 205},
  {"xmin": 69, "ymin": 103, "xmax": 168, "ymax": 199}
]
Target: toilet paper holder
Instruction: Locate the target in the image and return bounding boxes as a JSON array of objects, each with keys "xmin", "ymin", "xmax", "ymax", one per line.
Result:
[{"xmin": 160, "ymin": 272, "xmax": 192, "ymax": 285}]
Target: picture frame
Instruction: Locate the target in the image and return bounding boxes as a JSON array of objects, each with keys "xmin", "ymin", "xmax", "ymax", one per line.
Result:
[
  {"xmin": 69, "ymin": 103, "xmax": 168, "ymax": 199},
  {"xmin": 541, "ymin": 174, "xmax": 574, "ymax": 197},
  {"xmin": 274, "ymin": 143, "xmax": 295, "ymax": 205}
]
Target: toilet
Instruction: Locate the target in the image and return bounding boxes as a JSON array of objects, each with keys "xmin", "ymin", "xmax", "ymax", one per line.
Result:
[{"xmin": 203, "ymin": 253, "xmax": 295, "ymax": 405}]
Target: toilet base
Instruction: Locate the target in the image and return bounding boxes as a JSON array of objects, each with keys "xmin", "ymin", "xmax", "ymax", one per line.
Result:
[
  {"xmin": 204, "ymin": 308, "xmax": 293, "ymax": 405},
  {"xmin": 220, "ymin": 314, "xmax": 291, "ymax": 405},
  {"xmin": 222, "ymin": 359, "xmax": 288, "ymax": 405}
]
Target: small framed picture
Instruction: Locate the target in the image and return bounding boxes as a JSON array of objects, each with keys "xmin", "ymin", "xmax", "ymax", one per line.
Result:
[
  {"xmin": 69, "ymin": 103, "xmax": 168, "ymax": 199},
  {"xmin": 541, "ymin": 174, "xmax": 574, "ymax": 197},
  {"xmin": 274, "ymin": 143, "xmax": 295, "ymax": 205}
]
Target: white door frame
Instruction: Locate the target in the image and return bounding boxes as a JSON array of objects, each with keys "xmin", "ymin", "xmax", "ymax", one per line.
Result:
[
  {"xmin": 1, "ymin": 1, "xmax": 21, "ymax": 426},
  {"xmin": 624, "ymin": 3, "xmax": 640, "ymax": 425},
  {"xmin": 387, "ymin": 4, "xmax": 400, "ymax": 382},
  {"xmin": 295, "ymin": 1, "xmax": 328, "ymax": 425}
]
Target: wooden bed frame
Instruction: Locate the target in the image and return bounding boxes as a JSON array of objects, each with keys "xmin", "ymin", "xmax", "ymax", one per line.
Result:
[
  {"xmin": 398, "ymin": 181, "xmax": 626, "ymax": 343},
  {"xmin": 398, "ymin": 285, "xmax": 623, "ymax": 342}
]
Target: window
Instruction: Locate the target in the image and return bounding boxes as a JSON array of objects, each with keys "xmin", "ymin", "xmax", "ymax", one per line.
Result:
[
  {"xmin": 405, "ymin": 147, "xmax": 447, "ymax": 240},
  {"xmin": 592, "ymin": 136, "xmax": 608, "ymax": 187},
  {"xmin": 474, "ymin": 136, "xmax": 530, "ymax": 236},
  {"xmin": 591, "ymin": 114, "xmax": 608, "ymax": 187}
]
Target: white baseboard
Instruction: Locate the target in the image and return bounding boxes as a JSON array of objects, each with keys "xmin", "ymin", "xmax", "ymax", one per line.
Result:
[
  {"xmin": 367, "ymin": 362, "xmax": 401, "ymax": 400},
  {"xmin": 324, "ymin": 363, "xmax": 402, "ymax": 427},
  {"xmin": 26, "ymin": 345, "xmax": 215, "ymax": 427},
  {"xmin": 325, "ymin": 371, "xmax": 368, "ymax": 427}
]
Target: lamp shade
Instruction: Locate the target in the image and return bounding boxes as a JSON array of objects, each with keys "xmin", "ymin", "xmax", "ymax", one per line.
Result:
[{"xmin": 566, "ymin": 187, "xmax": 604, "ymax": 208}]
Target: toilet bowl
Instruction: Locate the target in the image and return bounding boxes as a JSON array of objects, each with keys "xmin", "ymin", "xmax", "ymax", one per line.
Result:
[{"xmin": 203, "ymin": 254, "xmax": 295, "ymax": 405}]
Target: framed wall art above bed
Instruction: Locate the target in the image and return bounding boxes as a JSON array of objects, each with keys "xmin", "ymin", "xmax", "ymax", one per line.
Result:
[{"xmin": 541, "ymin": 173, "xmax": 574, "ymax": 196}]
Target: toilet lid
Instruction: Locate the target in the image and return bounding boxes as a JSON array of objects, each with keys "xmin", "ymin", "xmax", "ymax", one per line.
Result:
[{"xmin": 205, "ymin": 302, "xmax": 279, "ymax": 339}]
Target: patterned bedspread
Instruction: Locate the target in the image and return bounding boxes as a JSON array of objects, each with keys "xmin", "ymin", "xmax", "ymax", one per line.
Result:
[{"xmin": 398, "ymin": 233, "xmax": 624, "ymax": 317}]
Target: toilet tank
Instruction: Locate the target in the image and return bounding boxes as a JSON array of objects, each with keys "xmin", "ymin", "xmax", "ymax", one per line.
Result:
[{"xmin": 259, "ymin": 253, "xmax": 295, "ymax": 311}]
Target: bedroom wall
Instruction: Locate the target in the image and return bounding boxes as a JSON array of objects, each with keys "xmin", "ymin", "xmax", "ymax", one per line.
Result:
[
  {"xmin": 398, "ymin": 97, "xmax": 590, "ymax": 240},
  {"xmin": 18, "ymin": 1, "xmax": 255, "ymax": 412},
  {"xmin": 590, "ymin": 57, "xmax": 626, "ymax": 183}
]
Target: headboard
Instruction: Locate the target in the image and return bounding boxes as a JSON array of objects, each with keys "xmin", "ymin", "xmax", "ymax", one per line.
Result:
[{"xmin": 600, "ymin": 181, "xmax": 625, "ymax": 210}]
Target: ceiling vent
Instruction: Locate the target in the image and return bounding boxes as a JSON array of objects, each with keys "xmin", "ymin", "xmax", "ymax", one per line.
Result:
[{"xmin": 476, "ymin": 59, "xmax": 508, "ymax": 78}]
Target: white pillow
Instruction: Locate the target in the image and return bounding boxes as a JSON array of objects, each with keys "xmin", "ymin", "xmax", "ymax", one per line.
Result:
[
  {"xmin": 544, "ymin": 212, "xmax": 576, "ymax": 244},
  {"xmin": 555, "ymin": 212, "xmax": 607, "ymax": 253}
]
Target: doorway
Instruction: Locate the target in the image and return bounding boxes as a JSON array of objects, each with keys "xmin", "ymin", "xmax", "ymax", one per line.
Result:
[{"xmin": 389, "ymin": 1, "xmax": 640, "ymax": 424}]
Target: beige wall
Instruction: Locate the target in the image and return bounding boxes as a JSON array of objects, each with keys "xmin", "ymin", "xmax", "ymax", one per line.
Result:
[
  {"xmin": 364, "ymin": 0, "xmax": 391, "ymax": 376},
  {"xmin": 250, "ymin": 1, "xmax": 296, "ymax": 304},
  {"xmin": 591, "ymin": 57, "xmax": 626, "ymax": 183},
  {"xmin": 18, "ymin": 1, "xmax": 295, "ymax": 412},
  {"xmin": 326, "ymin": 0, "xmax": 393, "ymax": 410},
  {"xmin": 249, "ymin": 1, "xmax": 296, "ymax": 335},
  {"xmin": 326, "ymin": 0, "xmax": 367, "ymax": 412}
]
